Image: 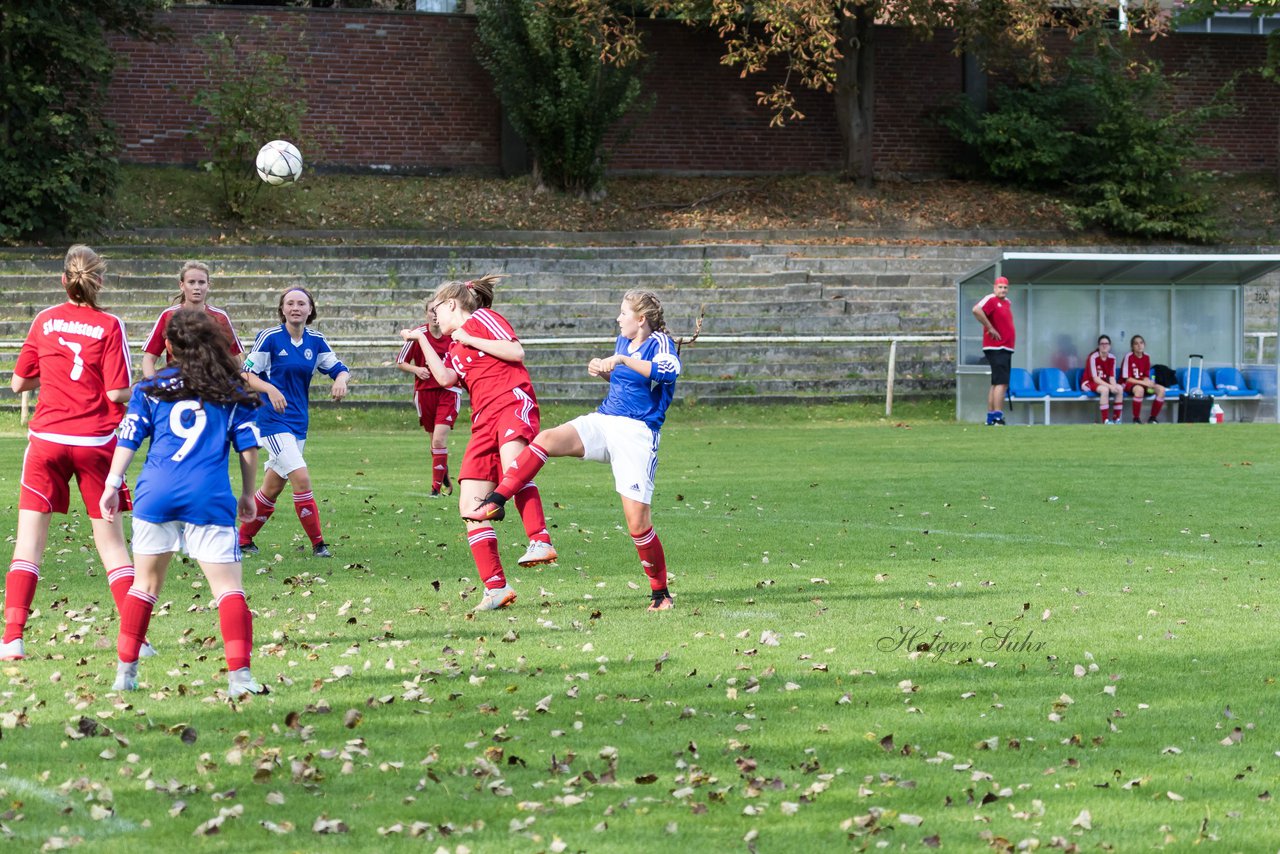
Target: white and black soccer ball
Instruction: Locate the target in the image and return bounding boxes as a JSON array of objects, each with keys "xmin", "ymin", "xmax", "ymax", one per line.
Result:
[{"xmin": 255, "ymin": 140, "xmax": 303, "ymax": 185}]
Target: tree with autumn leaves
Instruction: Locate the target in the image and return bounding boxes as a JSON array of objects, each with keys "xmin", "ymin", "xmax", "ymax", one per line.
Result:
[{"xmin": 476, "ymin": 0, "xmax": 1174, "ymax": 189}]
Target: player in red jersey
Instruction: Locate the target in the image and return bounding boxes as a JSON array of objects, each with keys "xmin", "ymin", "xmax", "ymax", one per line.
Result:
[
  {"xmin": 1120, "ymin": 334, "xmax": 1167, "ymax": 424},
  {"xmin": 399, "ymin": 275, "xmax": 557, "ymax": 612},
  {"xmin": 140, "ymin": 261, "xmax": 243, "ymax": 376},
  {"xmin": 396, "ymin": 298, "xmax": 461, "ymax": 497},
  {"xmin": 1082, "ymin": 334, "xmax": 1125, "ymax": 424},
  {"xmin": 971, "ymin": 276, "xmax": 1015, "ymax": 426},
  {"xmin": 1, "ymin": 246, "xmax": 141, "ymax": 661}
]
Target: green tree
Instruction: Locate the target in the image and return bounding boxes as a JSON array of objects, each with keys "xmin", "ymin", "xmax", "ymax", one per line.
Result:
[
  {"xmin": 939, "ymin": 33, "xmax": 1233, "ymax": 242},
  {"xmin": 474, "ymin": 0, "xmax": 648, "ymax": 197},
  {"xmin": 0, "ymin": 1, "xmax": 167, "ymax": 241},
  {"xmin": 191, "ymin": 16, "xmax": 311, "ymax": 217},
  {"xmin": 648, "ymin": 0, "xmax": 1172, "ymax": 185}
]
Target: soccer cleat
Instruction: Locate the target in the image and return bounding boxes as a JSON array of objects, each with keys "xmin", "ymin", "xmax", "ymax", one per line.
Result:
[
  {"xmin": 139, "ymin": 641, "xmax": 158, "ymax": 659},
  {"xmin": 429, "ymin": 488, "xmax": 441, "ymax": 499},
  {"xmin": 473, "ymin": 585, "xmax": 517, "ymax": 612},
  {"xmin": 992, "ymin": 418, "xmax": 1006, "ymax": 426},
  {"xmin": 648, "ymin": 590, "xmax": 675, "ymax": 612},
  {"xmin": 240, "ymin": 540, "xmax": 260, "ymax": 555},
  {"xmin": 518, "ymin": 541, "xmax": 558, "ymax": 567},
  {"xmin": 112, "ymin": 659, "xmax": 138, "ymax": 691},
  {"xmin": 312, "ymin": 542, "xmax": 333, "ymax": 558},
  {"xmin": 0, "ymin": 638, "xmax": 25, "ymax": 661},
  {"xmin": 227, "ymin": 667, "xmax": 268, "ymax": 698},
  {"xmin": 462, "ymin": 494, "xmax": 505, "ymax": 522},
  {"xmin": 440, "ymin": 471, "xmax": 453, "ymax": 497},
  {"xmin": 1148, "ymin": 417, "xmax": 1160, "ymax": 424}
]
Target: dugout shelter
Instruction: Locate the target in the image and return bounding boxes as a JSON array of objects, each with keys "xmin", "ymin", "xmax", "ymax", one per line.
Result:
[{"xmin": 956, "ymin": 252, "xmax": 1280, "ymax": 424}]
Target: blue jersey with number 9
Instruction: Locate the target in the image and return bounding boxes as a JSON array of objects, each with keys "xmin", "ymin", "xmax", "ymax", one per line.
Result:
[{"xmin": 116, "ymin": 368, "xmax": 261, "ymax": 526}]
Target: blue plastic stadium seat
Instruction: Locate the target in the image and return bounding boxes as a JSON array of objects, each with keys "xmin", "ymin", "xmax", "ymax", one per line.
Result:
[
  {"xmin": 1035, "ymin": 367, "xmax": 1087, "ymax": 398},
  {"xmin": 1008, "ymin": 368, "xmax": 1046, "ymax": 399},
  {"xmin": 1212, "ymin": 367, "xmax": 1261, "ymax": 398},
  {"xmin": 1070, "ymin": 367, "xmax": 1099, "ymax": 398}
]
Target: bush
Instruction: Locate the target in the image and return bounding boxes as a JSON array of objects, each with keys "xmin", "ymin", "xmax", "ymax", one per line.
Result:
[
  {"xmin": 191, "ymin": 16, "xmax": 311, "ymax": 217},
  {"xmin": 939, "ymin": 33, "xmax": 1234, "ymax": 242},
  {"xmin": 474, "ymin": 0, "xmax": 649, "ymax": 197},
  {"xmin": 0, "ymin": 2, "xmax": 164, "ymax": 241}
]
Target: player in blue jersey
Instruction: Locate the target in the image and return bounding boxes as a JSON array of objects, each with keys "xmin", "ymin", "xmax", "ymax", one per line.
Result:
[
  {"xmin": 99, "ymin": 311, "xmax": 267, "ymax": 698},
  {"xmin": 237, "ymin": 287, "xmax": 350, "ymax": 557},
  {"xmin": 464, "ymin": 291, "xmax": 682, "ymax": 610}
]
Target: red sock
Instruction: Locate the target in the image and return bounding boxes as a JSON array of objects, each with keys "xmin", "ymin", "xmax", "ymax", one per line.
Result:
[
  {"xmin": 432, "ymin": 448, "xmax": 449, "ymax": 491},
  {"xmin": 467, "ymin": 526, "xmax": 507, "ymax": 589},
  {"xmin": 496, "ymin": 443, "xmax": 548, "ymax": 500},
  {"xmin": 1112, "ymin": 403, "xmax": 1123, "ymax": 422},
  {"xmin": 514, "ymin": 483, "xmax": 552, "ymax": 545},
  {"xmin": 117, "ymin": 588, "xmax": 156, "ymax": 664},
  {"xmin": 215, "ymin": 590, "xmax": 253, "ymax": 672},
  {"xmin": 239, "ymin": 490, "xmax": 276, "ymax": 545},
  {"xmin": 1099, "ymin": 406, "xmax": 1108, "ymax": 423},
  {"xmin": 293, "ymin": 490, "xmax": 324, "ymax": 545},
  {"xmin": 106, "ymin": 565, "xmax": 135, "ymax": 616},
  {"xmin": 3, "ymin": 560, "xmax": 39, "ymax": 643},
  {"xmin": 1151, "ymin": 398, "xmax": 1164, "ymax": 420},
  {"xmin": 1132, "ymin": 399, "xmax": 1143, "ymax": 422},
  {"xmin": 632, "ymin": 527, "xmax": 668, "ymax": 591}
]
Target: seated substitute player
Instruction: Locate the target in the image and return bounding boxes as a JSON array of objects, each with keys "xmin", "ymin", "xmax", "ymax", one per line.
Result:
[
  {"xmin": 100, "ymin": 311, "xmax": 267, "ymax": 698},
  {"xmin": 237, "ymin": 286, "xmax": 350, "ymax": 558},
  {"xmin": 1120, "ymin": 334, "xmax": 1167, "ymax": 424},
  {"xmin": 464, "ymin": 290, "xmax": 682, "ymax": 612},
  {"xmin": 396, "ymin": 297, "xmax": 461, "ymax": 497},
  {"xmin": 1083, "ymin": 334, "xmax": 1125, "ymax": 425}
]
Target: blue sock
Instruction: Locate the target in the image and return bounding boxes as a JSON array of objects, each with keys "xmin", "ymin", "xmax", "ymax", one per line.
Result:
[
  {"xmin": 986, "ymin": 411, "xmax": 996, "ymax": 424},
  {"xmin": 994, "ymin": 410, "xmax": 1003, "ymax": 421}
]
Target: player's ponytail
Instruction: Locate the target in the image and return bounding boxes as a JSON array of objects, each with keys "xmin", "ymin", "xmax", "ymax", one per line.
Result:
[
  {"xmin": 63, "ymin": 244, "xmax": 105, "ymax": 310},
  {"xmin": 156, "ymin": 310, "xmax": 260, "ymax": 407},
  {"xmin": 434, "ymin": 274, "xmax": 502, "ymax": 313},
  {"xmin": 624, "ymin": 290, "xmax": 704, "ymax": 356}
]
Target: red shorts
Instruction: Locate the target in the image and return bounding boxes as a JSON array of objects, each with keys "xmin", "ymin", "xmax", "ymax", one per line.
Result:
[
  {"xmin": 414, "ymin": 387, "xmax": 461, "ymax": 432},
  {"xmin": 1080, "ymin": 378, "xmax": 1114, "ymax": 394},
  {"xmin": 1124, "ymin": 379, "xmax": 1154, "ymax": 394},
  {"xmin": 460, "ymin": 392, "xmax": 540, "ymax": 483},
  {"xmin": 20, "ymin": 436, "xmax": 131, "ymax": 517}
]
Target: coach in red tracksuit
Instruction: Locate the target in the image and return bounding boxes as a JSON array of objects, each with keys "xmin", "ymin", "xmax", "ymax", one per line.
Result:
[{"xmin": 972, "ymin": 276, "xmax": 1015, "ymax": 426}]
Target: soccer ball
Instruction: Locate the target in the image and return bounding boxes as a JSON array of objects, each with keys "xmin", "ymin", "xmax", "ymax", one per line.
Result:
[{"xmin": 255, "ymin": 140, "xmax": 303, "ymax": 185}]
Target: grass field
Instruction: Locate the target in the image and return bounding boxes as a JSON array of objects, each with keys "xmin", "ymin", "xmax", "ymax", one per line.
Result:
[{"xmin": 1, "ymin": 403, "xmax": 1279, "ymax": 852}]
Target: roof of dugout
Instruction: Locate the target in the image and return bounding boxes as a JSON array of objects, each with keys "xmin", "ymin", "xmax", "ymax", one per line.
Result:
[{"xmin": 961, "ymin": 252, "xmax": 1280, "ymax": 288}]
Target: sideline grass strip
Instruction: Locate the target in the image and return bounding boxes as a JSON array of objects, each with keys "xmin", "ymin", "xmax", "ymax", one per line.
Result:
[{"xmin": 0, "ymin": 409, "xmax": 1278, "ymax": 852}]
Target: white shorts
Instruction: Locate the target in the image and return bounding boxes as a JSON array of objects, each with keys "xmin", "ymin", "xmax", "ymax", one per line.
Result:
[
  {"xmin": 261, "ymin": 432, "xmax": 307, "ymax": 478},
  {"xmin": 569, "ymin": 412, "xmax": 660, "ymax": 505},
  {"xmin": 131, "ymin": 519, "xmax": 241, "ymax": 564}
]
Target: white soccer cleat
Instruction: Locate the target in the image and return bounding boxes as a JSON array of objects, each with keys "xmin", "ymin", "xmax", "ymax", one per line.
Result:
[
  {"xmin": 0, "ymin": 638, "xmax": 25, "ymax": 661},
  {"xmin": 139, "ymin": 641, "xmax": 158, "ymax": 658},
  {"xmin": 473, "ymin": 585, "xmax": 517, "ymax": 612},
  {"xmin": 113, "ymin": 659, "xmax": 138, "ymax": 692},
  {"xmin": 517, "ymin": 541, "xmax": 558, "ymax": 567},
  {"xmin": 227, "ymin": 667, "xmax": 268, "ymax": 698}
]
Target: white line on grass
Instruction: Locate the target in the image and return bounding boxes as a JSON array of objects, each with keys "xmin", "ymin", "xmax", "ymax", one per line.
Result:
[{"xmin": 0, "ymin": 775, "xmax": 140, "ymax": 840}]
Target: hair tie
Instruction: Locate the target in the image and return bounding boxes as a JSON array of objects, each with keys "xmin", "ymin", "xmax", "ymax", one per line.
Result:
[{"xmin": 465, "ymin": 280, "xmax": 475, "ymax": 290}]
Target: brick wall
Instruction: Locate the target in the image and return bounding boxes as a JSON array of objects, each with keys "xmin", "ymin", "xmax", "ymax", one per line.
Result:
[{"xmin": 104, "ymin": 7, "xmax": 1277, "ymax": 176}]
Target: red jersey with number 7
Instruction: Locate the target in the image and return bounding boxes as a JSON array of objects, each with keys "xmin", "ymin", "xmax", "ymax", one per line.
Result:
[
  {"xmin": 445, "ymin": 308, "xmax": 537, "ymax": 418},
  {"xmin": 15, "ymin": 302, "xmax": 132, "ymax": 443}
]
